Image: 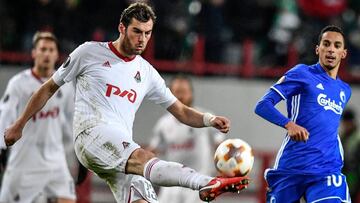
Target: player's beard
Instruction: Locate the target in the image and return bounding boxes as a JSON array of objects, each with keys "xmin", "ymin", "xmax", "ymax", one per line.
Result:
[
  {"xmin": 322, "ymin": 58, "xmax": 339, "ymax": 71},
  {"xmin": 121, "ymin": 33, "xmax": 144, "ymax": 56},
  {"xmin": 323, "ymin": 64, "xmax": 336, "ymax": 71}
]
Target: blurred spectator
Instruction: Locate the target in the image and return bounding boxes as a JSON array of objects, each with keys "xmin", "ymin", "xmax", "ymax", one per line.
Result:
[
  {"xmin": 263, "ymin": 0, "xmax": 300, "ymax": 66},
  {"xmin": 342, "ymin": 0, "xmax": 360, "ymax": 75},
  {"xmin": 224, "ymin": 0, "xmax": 276, "ymax": 65},
  {"xmin": 152, "ymin": 0, "xmax": 190, "ymax": 60},
  {"xmin": 224, "ymin": 0, "xmax": 275, "ymax": 43},
  {"xmin": 340, "ymin": 108, "xmax": 360, "ymax": 201},
  {"xmin": 298, "ymin": 0, "xmax": 347, "ymax": 19},
  {"xmin": 197, "ymin": 0, "xmax": 227, "ymax": 63}
]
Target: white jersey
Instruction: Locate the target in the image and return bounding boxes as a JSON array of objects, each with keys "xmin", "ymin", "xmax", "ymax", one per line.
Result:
[
  {"xmin": 52, "ymin": 41, "xmax": 177, "ymax": 138},
  {"xmin": 0, "ymin": 69, "xmax": 74, "ymax": 171},
  {"xmin": 150, "ymin": 109, "xmax": 225, "ymax": 175}
]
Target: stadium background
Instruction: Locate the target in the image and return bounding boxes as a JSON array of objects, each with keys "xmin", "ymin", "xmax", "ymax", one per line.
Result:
[{"xmin": 1, "ymin": 0, "xmax": 360, "ymax": 202}]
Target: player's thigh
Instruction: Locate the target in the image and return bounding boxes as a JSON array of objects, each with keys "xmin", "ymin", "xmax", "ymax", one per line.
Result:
[
  {"xmin": 74, "ymin": 125, "xmax": 140, "ymax": 176},
  {"xmin": 265, "ymin": 173, "xmax": 304, "ymax": 203},
  {"xmin": 305, "ymin": 173, "xmax": 351, "ymax": 203},
  {"xmin": 110, "ymin": 173, "xmax": 158, "ymax": 203},
  {"xmin": 0, "ymin": 170, "xmax": 47, "ymax": 203},
  {"xmin": 45, "ymin": 167, "xmax": 76, "ymax": 202}
]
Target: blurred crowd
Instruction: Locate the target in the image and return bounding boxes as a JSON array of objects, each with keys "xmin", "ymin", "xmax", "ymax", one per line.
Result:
[{"xmin": 1, "ymin": 0, "xmax": 360, "ymax": 71}]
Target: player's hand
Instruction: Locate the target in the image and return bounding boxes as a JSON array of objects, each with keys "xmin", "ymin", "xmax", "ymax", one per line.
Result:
[
  {"xmin": 210, "ymin": 116, "xmax": 230, "ymax": 133},
  {"xmin": 285, "ymin": 121, "xmax": 309, "ymax": 142},
  {"xmin": 4, "ymin": 123, "xmax": 23, "ymax": 147}
]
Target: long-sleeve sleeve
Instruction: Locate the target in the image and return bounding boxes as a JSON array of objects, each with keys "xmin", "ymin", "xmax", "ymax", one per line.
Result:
[{"xmin": 254, "ymin": 89, "xmax": 291, "ymax": 128}]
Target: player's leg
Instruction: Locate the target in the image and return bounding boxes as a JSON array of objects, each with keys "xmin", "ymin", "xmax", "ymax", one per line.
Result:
[
  {"xmin": 305, "ymin": 173, "xmax": 351, "ymax": 203},
  {"xmin": 74, "ymin": 125, "xmax": 158, "ymax": 203},
  {"xmin": 128, "ymin": 148, "xmax": 249, "ymax": 202},
  {"xmin": 74, "ymin": 125, "xmax": 248, "ymax": 202},
  {"xmin": 44, "ymin": 166, "xmax": 76, "ymax": 203},
  {"xmin": 0, "ymin": 170, "xmax": 48, "ymax": 203},
  {"xmin": 265, "ymin": 172, "xmax": 304, "ymax": 203}
]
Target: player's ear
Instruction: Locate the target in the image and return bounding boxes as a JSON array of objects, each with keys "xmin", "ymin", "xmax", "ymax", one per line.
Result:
[
  {"xmin": 315, "ymin": 45, "xmax": 319, "ymax": 56},
  {"xmin": 341, "ymin": 49, "xmax": 347, "ymax": 59},
  {"xmin": 118, "ymin": 23, "xmax": 126, "ymax": 34},
  {"xmin": 31, "ymin": 48, "xmax": 36, "ymax": 59}
]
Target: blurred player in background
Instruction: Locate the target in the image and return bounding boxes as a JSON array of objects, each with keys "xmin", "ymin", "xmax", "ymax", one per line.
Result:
[
  {"xmin": 149, "ymin": 75, "xmax": 225, "ymax": 203},
  {"xmin": 340, "ymin": 108, "xmax": 360, "ymax": 201},
  {"xmin": 255, "ymin": 25, "xmax": 352, "ymax": 202},
  {"xmin": 4, "ymin": 2, "xmax": 248, "ymax": 203},
  {"xmin": 0, "ymin": 31, "xmax": 76, "ymax": 203}
]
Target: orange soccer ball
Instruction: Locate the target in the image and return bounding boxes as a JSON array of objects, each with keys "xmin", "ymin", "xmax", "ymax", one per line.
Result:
[{"xmin": 214, "ymin": 139, "xmax": 254, "ymax": 177}]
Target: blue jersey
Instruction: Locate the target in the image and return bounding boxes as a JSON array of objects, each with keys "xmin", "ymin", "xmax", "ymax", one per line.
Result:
[{"xmin": 269, "ymin": 63, "xmax": 352, "ymax": 175}]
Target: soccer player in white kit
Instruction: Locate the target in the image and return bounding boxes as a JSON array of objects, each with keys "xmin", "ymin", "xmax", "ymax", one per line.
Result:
[
  {"xmin": 0, "ymin": 32, "xmax": 76, "ymax": 203},
  {"xmin": 149, "ymin": 75, "xmax": 225, "ymax": 203},
  {"xmin": 4, "ymin": 3, "xmax": 249, "ymax": 203}
]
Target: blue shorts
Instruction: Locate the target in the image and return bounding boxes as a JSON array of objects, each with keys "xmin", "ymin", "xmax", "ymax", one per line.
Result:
[{"xmin": 265, "ymin": 170, "xmax": 351, "ymax": 203}]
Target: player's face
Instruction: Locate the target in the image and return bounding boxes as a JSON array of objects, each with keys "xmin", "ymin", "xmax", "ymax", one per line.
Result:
[
  {"xmin": 32, "ymin": 39, "xmax": 59, "ymax": 72},
  {"xmin": 170, "ymin": 79, "xmax": 193, "ymax": 106},
  {"xmin": 316, "ymin": 31, "xmax": 347, "ymax": 71},
  {"xmin": 120, "ymin": 18, "xmax": 153, "ymax": 56}
]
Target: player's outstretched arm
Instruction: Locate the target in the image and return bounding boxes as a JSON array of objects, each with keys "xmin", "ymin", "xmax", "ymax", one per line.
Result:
[
  {"xmin": 4, "ymin": 78, "xmax": 60, "ymax": 146},
  {"xmin": 167, "ymin": 100, "xmax": 230, "ymax": 133}
]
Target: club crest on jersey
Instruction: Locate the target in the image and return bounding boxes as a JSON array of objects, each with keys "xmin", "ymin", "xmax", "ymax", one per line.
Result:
[
  {"xmin": 317, "ymin": 93, "xmax": 343, "ymax": 115},
  {"xmin": 340, "ymin": 90, "xmax": 346, "ymax": 103},
  {"xmin": 134, "ymin": 71, "xmax": 141, "ymax": 83}
]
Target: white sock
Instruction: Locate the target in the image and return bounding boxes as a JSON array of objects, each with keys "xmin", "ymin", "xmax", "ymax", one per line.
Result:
[{"xmin": 143, "ymin": 158, "xmax": 212, "ymax": 190}]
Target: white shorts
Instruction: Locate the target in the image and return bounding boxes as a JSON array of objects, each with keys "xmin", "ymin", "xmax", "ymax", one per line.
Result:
[
  {"xmin": 0, "ymin": 167, "xmax": 76, "ymax": 203},
  {"xmin": 74, "ymin": 125, "xmax": 158, "ymax": 203}
]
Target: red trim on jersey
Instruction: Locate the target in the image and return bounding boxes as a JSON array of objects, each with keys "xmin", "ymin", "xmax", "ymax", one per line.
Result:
[
  {"xmin": 108, "ymin": 42, "xmax": 135, "ymax": 62},
  {"xmin": 31, "ymin": 68, "xmax": 45, "ymax": 84}
]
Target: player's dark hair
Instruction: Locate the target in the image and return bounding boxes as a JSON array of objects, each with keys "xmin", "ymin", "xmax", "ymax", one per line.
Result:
[
  {"xmin": 120, "ymin": 2, "xmax": 156, "ymax": 27},
  {"xmin": 169, "ymin": 74, "xmax": 193, "ymax": 92},
  {"xmin": 318, "ymin": 25, "xmax": 346, "ymax": 48},
  {"xmin": 32, "ymin": 31, "xmax": 58, "ymax": 48}
]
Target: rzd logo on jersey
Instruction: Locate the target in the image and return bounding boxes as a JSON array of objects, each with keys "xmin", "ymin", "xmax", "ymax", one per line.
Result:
[{"xmin": 105, "ymin": 84, "xmax": 137, "ymax": 103}]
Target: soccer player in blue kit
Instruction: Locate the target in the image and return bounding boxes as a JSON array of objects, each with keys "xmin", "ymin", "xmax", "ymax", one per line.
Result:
[{"xmin": 255, "ymin": 25, "xmax": 352, "ymax": 203}]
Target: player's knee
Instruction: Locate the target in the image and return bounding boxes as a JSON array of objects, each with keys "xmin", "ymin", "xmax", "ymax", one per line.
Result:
[
  {"xmin": 126, "ymin": 148, "xmax": 155, "ymax": 175},
  {"xmin": 131, "ymin": 148, "xmax": 155, "ymax": 162}
]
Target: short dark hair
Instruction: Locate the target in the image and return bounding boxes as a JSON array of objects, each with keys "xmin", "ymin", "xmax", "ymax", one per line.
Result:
[
  {"xmin": 32, "ymin": 31, "xmax": 58, "ymax": 48},
  {"xmin": 318, "ymin": 25, "xmax": 346, "ymax": 48},
  {"xmin": 120, "ymin": 2, "xmax": 156, "ymax": 28},
  {"xmin": 169, "ymin": 74, "xmax": 193, "ymax": 91}
]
